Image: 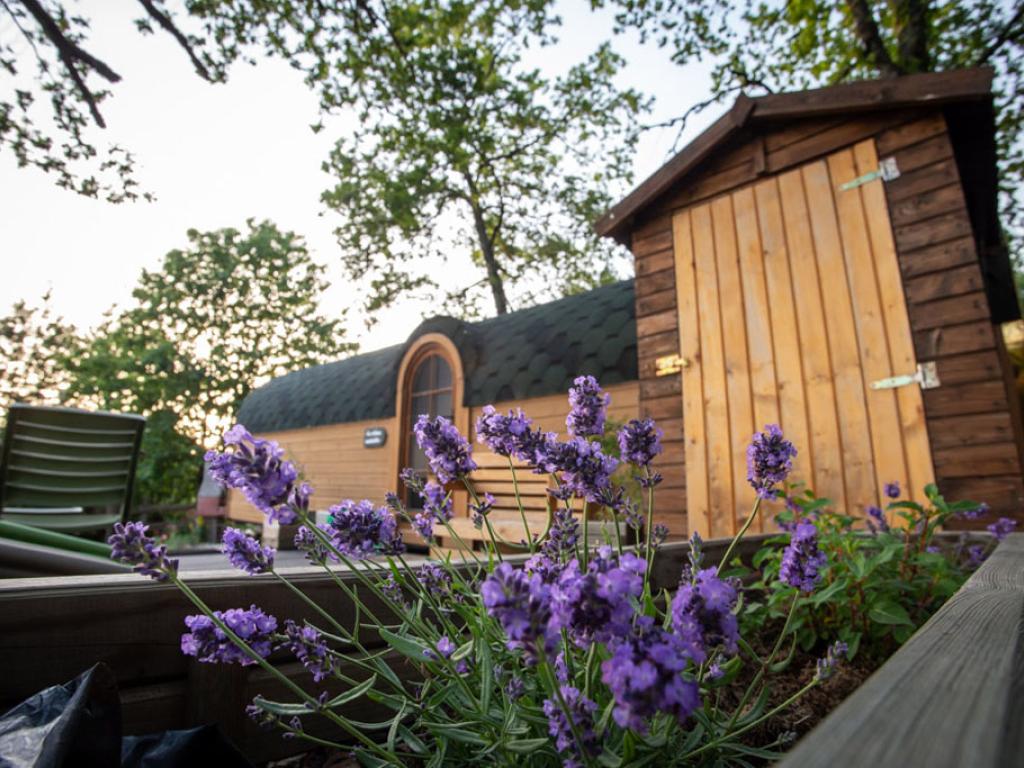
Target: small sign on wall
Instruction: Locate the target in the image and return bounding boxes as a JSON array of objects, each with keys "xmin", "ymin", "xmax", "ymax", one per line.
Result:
[{"xmin": 363, "ymin": 427, "xmax": 387, "ymax": 448}]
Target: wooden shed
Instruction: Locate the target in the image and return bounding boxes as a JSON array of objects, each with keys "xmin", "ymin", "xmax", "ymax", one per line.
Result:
[
  {"xmin": 597, "ymin": 67, "xmax": 1023, "ymax": 539},
  {"xmin": 229, "ymin": 281, "xmax": 641, "ymax": 546}
]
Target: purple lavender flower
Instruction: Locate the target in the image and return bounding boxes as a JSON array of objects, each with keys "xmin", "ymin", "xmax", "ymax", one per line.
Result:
[
  {"xmin": 541, "ymin": 437, "xmax": 618, "ymax": 503},
  {"xmin": 416, "ymin": 562, "xmax": 455, "ymax": 599},
  {"xmin": 884, "ymin": 481, "xmax": 901, "ymax": 499},
  {"xmin": 965, "ymin": 544, "xmax": 986, "ymax": 569},
  {"xmin": 618, "ymin": 418, "xmax": 664, "ymax": 467},
  {"xmin": 959, "ymin": 502, "xmax": 990, "ymax": 521},
  {"xmin": 327, "ymin": 499, "xmax": 404, "ymax": 559},
  {"xmin": 550, "ymin": 547, "xmax": 644, "ymax": 648},
  {"xmin": 181, "ymin": 605, "xmax": 277, "ymax": 665},
  {"xmin": 222, "ymin": 527, "xmax": 274, "ymax": 575},
  {"xmin": 865, "ymin": 505, "xmax": 890, "ymax": 534},
  {"xmin": 205, "ymin": 425, "xmax": 301, "ymax": 524},
  {"xmin": 294, "ymin": 524, "xmax": 339, "ymax": 565},
  {"xmin": 108, "ymin": 521, "xmax": 178, "ymax": 581},
  {"xmin": 480, "ymin": 563, "xmax": 556, "ymax": 663},
  {"xmin": 413, "ymin": 415, "xmax": 477, "ymax": 483},
  {"xmin": 380, "ymin": 572, "xmax": 409, "ymax": 608},
  {"xmin": 671, "ymin": 566, "xmax": 739, "ymax": 663},
  {"xmin": 746, "ymin": 424, "xmax": 798, "ymax": 499},
  {"xmin": 652, "ymin": 524, "xmax": 669, "ymax": 548},
  {"xmin": 566, "ymin": 375, "xmax": 610, "ymax": 438},
  {"xmin": 621, "ymin": 498, "xmax": 643, "ymax": 531},
  {"xmin": 505, "ymin": 677, "xmax": 525, "ymax": 700},
  {"xmin": 779, "ymin": 521, "xmax": 827, "ymax": 592},
  {"xmin": 524, "ymin": 552, "xmax": 564, "ymax": 584},
  {"xmin": 424, "ymin": 635, "xmax": 456, "ymax": 661},
  {"xmin": 470, "ymin": 492, "xmax": 494, "ymax": 528},
  {"xmin": 988, "ymin": 517, "xmax": 1017, "ymax": 542},
  {"xmin": 541, "ymin": 507, "xmax": 580, "ymax": 559},
  {"xmin": 284, "ymin": 620, "xmax": 333, "ymax": 682},
  {"xmin": 543, "ymin": 685, "xmax": 599, "ymax": 767},
  {"xmin": 815, "ymin": 640, "xmax": 848, "ymax": 681},
  {"xmin": 412, "ymin": 510, "xmax": 435, "ymax": 540},
  {"xmin": 601, "ymin": 616, "xmax": 700, "ymax": 733},
  {"xmin": 475, "ymin": 406, "xmax": 534, "ymax": 457}
]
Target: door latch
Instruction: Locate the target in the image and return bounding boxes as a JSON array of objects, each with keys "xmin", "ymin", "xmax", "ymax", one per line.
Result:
[
  {"xmin": 656, "ymin": 354, "xmax": 690, "ymax": 376},
  {"xmin": 870, "ymin": 361, "xmax": 939, "ymax": 391}
]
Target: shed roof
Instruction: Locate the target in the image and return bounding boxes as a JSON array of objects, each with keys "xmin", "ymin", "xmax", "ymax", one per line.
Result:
[
  {"xmin": 596, "ymin": 68, "xmax": 996, "ymax": 243},
  {"xmin": 597, "ymin": 67, "xmax": 1019, "ymax": 324},
  {"xmin": 236, "ymin": 279, "xmax": 637, "ymax": 433}
]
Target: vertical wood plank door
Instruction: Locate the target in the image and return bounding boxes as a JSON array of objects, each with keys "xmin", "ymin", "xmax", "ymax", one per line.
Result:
[{"xmin": 673, "ymin": 139, "xmax": 936, "ymax": 539}]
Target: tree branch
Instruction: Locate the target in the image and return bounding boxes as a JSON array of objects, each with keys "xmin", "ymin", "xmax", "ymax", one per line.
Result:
[
  {"xmin": 977, "ymin": 0, "xmax": 1024, "ymax": 65},
  {"xmin": 135, "ymin": 0, "xmax": 213, "ymax": 81},
  {"xmin": 18, "ymin": 0, "xmax": 121, "ymax": 82},
  {"xmin": 18, "ymin": 0, "xmax": 122, "ymax": 127},
  {"xmin": 843, "ymin": 0, "xmax": 902, "ymax": 76},
  {"xmin": 893, "ymin": 0, "xmax": 930, "ymax": 72}
]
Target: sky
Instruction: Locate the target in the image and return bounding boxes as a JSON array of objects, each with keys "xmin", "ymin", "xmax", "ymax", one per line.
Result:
[{"xmin": 0, "ymin": 1, "xmax": 723, "ymax": 354}]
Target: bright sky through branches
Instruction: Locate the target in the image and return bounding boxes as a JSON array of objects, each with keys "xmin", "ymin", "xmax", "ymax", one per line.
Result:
[{"xmin": 0, "ymin": 1, "xmax": 719, "ymax": 354}]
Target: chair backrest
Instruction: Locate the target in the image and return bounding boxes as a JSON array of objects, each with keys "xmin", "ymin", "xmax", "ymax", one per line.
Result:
[{"xmin": 0, "ymin": 404, "xmax": 146, "ymax": 528}]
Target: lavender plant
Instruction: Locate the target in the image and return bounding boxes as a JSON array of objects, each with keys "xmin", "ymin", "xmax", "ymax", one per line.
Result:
[
  {"xmin": 112, "ymin": 381, "xmax": 857, "ymax": 766},
  {"xmin": 739, "ymin": 481, "xmax": 1013, "ymax": 660}
]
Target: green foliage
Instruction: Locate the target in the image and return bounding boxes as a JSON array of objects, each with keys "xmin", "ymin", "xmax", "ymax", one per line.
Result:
[
  {"xmin": 0, "ymin": 292, "xmax": 80, "ymax": 425},
  {"xmin": 738, "ymin": 483, "xmax": 989, "ymax": 660},
  {"xmin": 605, "ymin": 0, "xmax": 1024, "ymax": 273},
  {"xmin": 65, "ymin": 219, "xmax": 353, "ymax": 503},
  {"xmin": 315, "ymin": 2, "xmax": 647, "ymax": 318}
]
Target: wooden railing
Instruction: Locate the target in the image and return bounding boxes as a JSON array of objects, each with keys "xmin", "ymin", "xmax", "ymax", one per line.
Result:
[
  {"xmin": 779, "ymin": 532, "xmax": 1024, "ymax": 768},
  {"xmin": 0, "ymin": 535, "xmax": 767, "ymax": 763}
]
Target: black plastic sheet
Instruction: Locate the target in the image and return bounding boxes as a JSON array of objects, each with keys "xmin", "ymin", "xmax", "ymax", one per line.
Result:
[{"xmin": 0, "ymin": 664, "xmax": 252, "ymax": 768}]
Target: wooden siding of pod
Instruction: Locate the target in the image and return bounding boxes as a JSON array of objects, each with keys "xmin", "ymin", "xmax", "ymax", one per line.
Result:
[
  {"xmin": 629, "ymin": 111, "xmax": 1024, "ymax": 533},
  {"xmin": 224, "ymin": 417, "xmax": 400, "ymax": 523}
]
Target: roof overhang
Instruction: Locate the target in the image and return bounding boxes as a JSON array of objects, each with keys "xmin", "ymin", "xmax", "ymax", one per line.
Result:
[{"xmin": 596, "ymin": 68, "xmax": 995, "ymax": 245}]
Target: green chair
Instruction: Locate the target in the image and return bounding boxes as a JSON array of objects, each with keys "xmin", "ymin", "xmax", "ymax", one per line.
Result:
[{"xmin": 0, "ymin": 404, "xmax": 146, "ymax": 532}]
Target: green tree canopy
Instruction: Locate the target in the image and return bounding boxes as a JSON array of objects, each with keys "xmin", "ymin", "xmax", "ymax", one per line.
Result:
[
  {"xmin": 604, "ymin": 0, "xmax": 1024, "ymax": 270},
  {"xmin": 63, "ymin": 219, "xmax": 354, "ymax": 502},
  {"xmin": 0, "ymin": 292, "xmax": 79, "ymax": 419}
]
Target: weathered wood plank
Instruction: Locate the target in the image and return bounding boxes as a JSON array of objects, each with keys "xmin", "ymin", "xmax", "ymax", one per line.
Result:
[
  {"xmin": 754, "ymin": 177, "xmax": 814, "ymax": 492},
  {"xmin": 778, "ymin": 168, "xmax": 845, "ymax": 509},
  {"xmin": 829, "ymin": 148, "xmax": 910, "ymax": 505},
  {"xmin": 804, "ymin": 159, "xmax": 877, "ymax": 511},
  {"xmin": 778, "ymin": 533, "xmax": 1024, "ymax": 768},
  {"xmin": 712, "ymin": 195, "xmax": 756, "ymax": 533}
]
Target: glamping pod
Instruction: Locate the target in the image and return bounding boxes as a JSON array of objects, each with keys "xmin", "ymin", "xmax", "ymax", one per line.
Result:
[
  {"xmin": 597, "ymin": 67, "xmax": 1023, "ymax": 539},
  {"xmin": 231, "ymin": 68, "xmax": 1021, "ymax": 544},
  {"xmin": 228, "ymin": 280, "xmax": 642, "ymax": 547}
]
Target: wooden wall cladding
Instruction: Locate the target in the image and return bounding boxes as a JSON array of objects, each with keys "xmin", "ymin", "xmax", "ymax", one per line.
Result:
[{"xmin": 629, "ymin": 109, "xmax": 1023, "ymax": 530}]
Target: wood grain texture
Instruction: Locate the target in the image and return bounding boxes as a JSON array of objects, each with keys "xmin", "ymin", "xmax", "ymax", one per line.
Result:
[
  {"xmin": 673, "ymin": 210, "xmax": 709, "ymax": 536},
  {"xmin": 779, "ymin": 533, "xmax": 1024, "ymax": 768}
]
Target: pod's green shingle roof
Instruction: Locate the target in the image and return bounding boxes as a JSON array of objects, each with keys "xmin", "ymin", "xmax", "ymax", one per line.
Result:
[{"xmin": 237, "ymin": 280, "xmax": 637, "ymax": 433}]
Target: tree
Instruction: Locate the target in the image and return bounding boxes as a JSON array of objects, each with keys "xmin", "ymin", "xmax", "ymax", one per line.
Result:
[
  {"xmin": 69, "ymin": 219, "xmax": 355, "ymax": 448},
  {"xmin": 4, "ymin": 1, "xmax": 645, "ymax": 318},
  {"xmin": 317, "ymin": 2, "xmax": 647, "ymax": 317},
  {"xmin": 603, "ymin": 0, "xmax": 1024, "ymax": 272},
  {"xmin": 0, "ymin": 292, "xmax": 79, "ymax": 420}
]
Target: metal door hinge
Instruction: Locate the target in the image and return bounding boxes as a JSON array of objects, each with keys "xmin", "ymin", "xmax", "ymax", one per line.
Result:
[
  {"xmin": 870, "ymin": 361, "xmax": 939, "ymax": 391},
  {"xmin": 840, "ymin": 157, "xmax": 900, "ymax": 191},
  {"xmin": 656, "ymin": 354, "xmax": 690, "ymax": 376}
]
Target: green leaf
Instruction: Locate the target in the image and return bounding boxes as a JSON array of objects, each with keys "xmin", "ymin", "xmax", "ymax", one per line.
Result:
[
  {"xmin": 811, "ymin": 577, "xmax": 848, "ymax": 605},
  {"xmin": 327, "ymin": 674, "xmax": 379, "ymax": 708},
  {"xmin": 378, "ymin": 626, "xmax": 431, "ymax": 662},
  {"xmin": 507, "ymin": 738, "xmax": 551, "ymax": 753},
  {"xmin": 251, "ymin": 696, "xmax": 310, "ymax": 716},
  {"xmin": 452, "ymin": 639, "xmax": 474, "ymax": 661},
  {"xmin": 868, "ymin": 599, "xmax": 914, "ymax": 627},
  {"xmin": 422, "ymin": 722, "xmax": 489, "ymax": 746}
]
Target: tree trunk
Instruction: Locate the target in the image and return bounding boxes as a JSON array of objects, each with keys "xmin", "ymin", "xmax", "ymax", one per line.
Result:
[
  {"xmin": 893, "ymin": 0, "xmax": 931, "ymax": 72},
  {"xmin": 844, "ymin": 0, "xmax": 903, "ymax": 77},
  {"xmin": 464, "ymin": 178, "xmax": 509, "ymax": 315}
]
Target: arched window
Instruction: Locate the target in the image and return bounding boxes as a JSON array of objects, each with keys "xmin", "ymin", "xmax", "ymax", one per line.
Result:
[{"xmin": 403, "ymin": 350, "xmax": 454, "ymax": 507}]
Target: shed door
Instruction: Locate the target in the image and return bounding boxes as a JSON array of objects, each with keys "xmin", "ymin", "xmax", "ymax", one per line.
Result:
[{"xmin": 673, "ymin": 139, "xmax": 935, "ymax": 538}]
